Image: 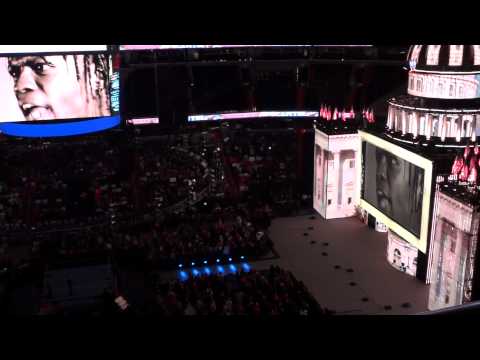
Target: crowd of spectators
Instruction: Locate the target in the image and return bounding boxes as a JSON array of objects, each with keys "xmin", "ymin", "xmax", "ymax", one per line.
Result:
[
  {"xmin": 221, "ymin": 123, "xmax": 301, "ymax": 213},
  {"xmin": 153, "ymin": 266, "xmax": 323, "ymax": 316},
  {"xmin": 133, "ymin": 140, "xmax": 210, "ymax": 215},
  {"xmin": 0, "ymin": 140, "xmax": 131, "ymax": 232},
  {"xmin": 0, "ymin": 148, "xmax": 29, "ymax": 233},
  {"xmin": 31, "ymin": 265, "xmax": 325, "ymax": 318},
  {"xmin": 0, "ymin": 125, "xmax": 307, "ymax": 271},
  {"xmin": 0, "ymin": 122, "xmax": 305, "ymax": 235},
  {"xmin": 0, "ymin": 133, "xmax": 214, "ymax": 232},
  {"xmin": 28, "ymin": 198, "xmax": 273, "ymax": 271},
  {"xmin": 0, "ymin": 127, "xmax": 316, "ymax": 316},
  {"xmin": 0, "ymin": 122, "xmax": 315, "ymax": 272},
  {"xmin": 114, "ymin": 200, "xmax": 273, "ymax": 270}
]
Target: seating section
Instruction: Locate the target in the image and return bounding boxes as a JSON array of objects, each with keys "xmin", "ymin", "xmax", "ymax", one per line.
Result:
[
  {"xmin": 0, "ymin": 125, "xmax": 318, "ymax": 317},
  {"xmin": 154, "ymin": 266, "xmax": 324, "ymax": 316}
]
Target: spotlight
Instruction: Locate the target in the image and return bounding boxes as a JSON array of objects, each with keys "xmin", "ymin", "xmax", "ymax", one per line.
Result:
[
  {"xmin": 217, "ymin": 266, "xmax": 224, "ymax": 273},
  {"xmin": 204, "ymin": 267, "xmax": 211, "ymax": 275},
  {"xmin": 192, "ymin": 269, "xmax": 200, "ymax": 276},
  {"xmin": 191, "ymin": 262, "xmax": 195, "ymax": 266},
  {"xmin": 228, "ymin": 258, "xmax": 232, "ymax": 262},
  {"xmin": 178, "ymin": 264, "xmax": 183, "ymax": 269},
  {"xmin": 229, "ymin": 264, "xmax": 237, "ymax": 273},
  {"xmin": 240, "ymin": 256, "xmax": 245, "ymax": 260},
  {"xmin": 203, "ymin": 260, "xmax": 207, "ymax": 264},
  {"xmin": 216, "ymin": 259, "xmax": 220, "ymax": 263}
]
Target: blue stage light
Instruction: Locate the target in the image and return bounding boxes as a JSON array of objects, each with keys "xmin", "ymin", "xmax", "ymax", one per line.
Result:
[
  {"xmin": 229, "ymin": 264, "xmax": 237, "ymax": 273},
  {"xmin": 217, "ymin": 266, "xmax": 224, "ymax": 274},
  {"xmin": 192, "ymin": 269, "xmax": 200, "ymax": 276},
  {"xmin": 242, "ymin": 263, "xmax": 251, "ymax": 272},
  {"xmin": 204, "ymin": 267, "xmax": 211, "ymax": 275},
  {"xmin": 179, "ymin": 271, "xmax": 188, "ymax": 280}
]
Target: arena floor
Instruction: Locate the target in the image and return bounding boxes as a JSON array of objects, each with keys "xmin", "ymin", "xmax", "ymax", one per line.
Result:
[{"xmin": 254, "ymin": 214, "xmax": 430, "ymax": 315}]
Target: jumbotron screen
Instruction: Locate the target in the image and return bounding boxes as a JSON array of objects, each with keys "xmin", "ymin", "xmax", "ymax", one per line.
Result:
[
  {"xmin": 363, "ymin": 142, "xmax": 424, "ymax": 237},
  {"xmin": 0, "ymin": 53, "xmax": 119, "ymax": 123},
  {"xmin": 0, "ymin": 45, "xmax": 108, "ymax": 54}
]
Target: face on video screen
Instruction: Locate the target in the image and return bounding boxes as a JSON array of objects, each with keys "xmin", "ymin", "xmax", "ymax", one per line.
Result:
[
  {"xmin": 0, "ymin": 54, "xmax": 112, "ymax": 122},
  {"xmin": 364, "ymin": 142, "xmax": 424, "ymax": 236}
]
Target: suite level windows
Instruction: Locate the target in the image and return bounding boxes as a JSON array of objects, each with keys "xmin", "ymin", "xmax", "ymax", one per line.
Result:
[{"xmin": 449, "ymin": 45, "xmax": 463, "ymax": 66}]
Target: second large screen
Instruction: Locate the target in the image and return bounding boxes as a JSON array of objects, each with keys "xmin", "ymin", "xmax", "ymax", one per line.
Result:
[
  {"xmin": 363, "ymin": 142, "xmax": 425, "ymax": 237},
  {"xmin": 0, "ymin": 53, "xmax": 116, "ymax": 123}
]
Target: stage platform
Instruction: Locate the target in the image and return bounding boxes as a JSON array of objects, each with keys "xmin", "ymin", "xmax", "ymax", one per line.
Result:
[{"xmin": 262, "ymin": 214, "xmax": 429, "ymax": 315}]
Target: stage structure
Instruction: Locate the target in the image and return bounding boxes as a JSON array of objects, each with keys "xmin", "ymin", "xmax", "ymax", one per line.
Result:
[
  {"xmin": 428, "ymin": 176, "xmax": 480, "ymax": 310},
  {"xmin": 358, "ymin": 45, "xmax": 480, "ymax": 282},
  {"xmin": 313, "ymin": 107, "xmax": 372, "ymax": 219}
]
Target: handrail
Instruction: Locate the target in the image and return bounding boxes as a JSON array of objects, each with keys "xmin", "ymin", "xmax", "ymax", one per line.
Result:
[{"xmin": 417, "ymin": 301, "xmax": 480, "ymax": 315}]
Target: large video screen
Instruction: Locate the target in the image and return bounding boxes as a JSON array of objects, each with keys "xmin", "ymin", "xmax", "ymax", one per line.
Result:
[
  {"xmin": 0, "ymin": 45, "xmax": 108, "ymax": 54},
  {"xmin": 0, "ymin": 53, "xmax": 118, "ymax": 123},
  {"xmin": 387, "ymin": 231, "xmax": 418, "ymax": 277},
  {"xmin": 358, "ymin": 131, "xmax": 433, "ymax": 253},
  {"xmin": 363, "ymin": 142, "xmax": 424, "ymax": 237}
]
